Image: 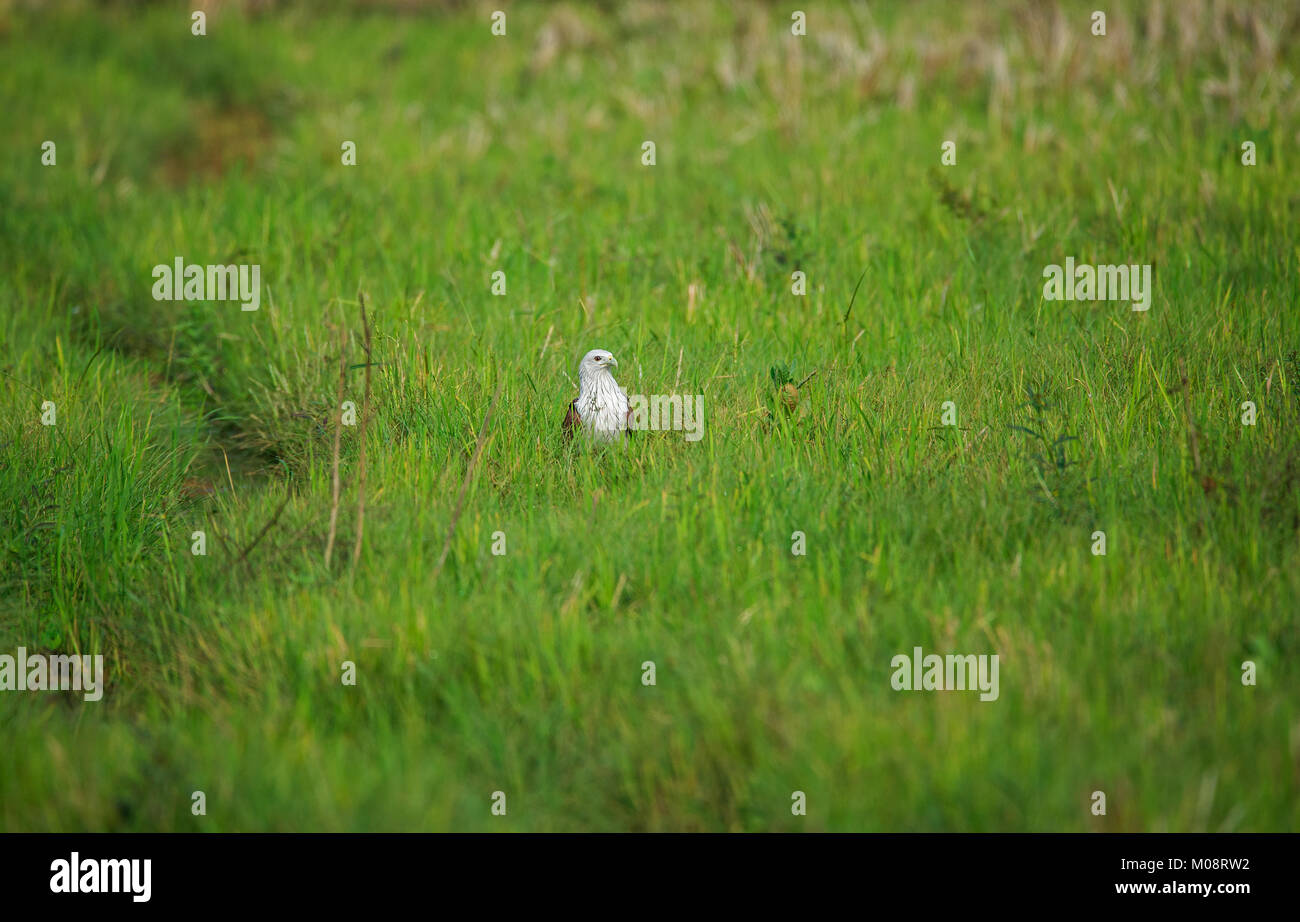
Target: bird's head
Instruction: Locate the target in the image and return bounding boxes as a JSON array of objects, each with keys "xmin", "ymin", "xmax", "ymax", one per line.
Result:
[{"xmin": 579, "ymin": 349, "xmax": 618, "ymax": 380}]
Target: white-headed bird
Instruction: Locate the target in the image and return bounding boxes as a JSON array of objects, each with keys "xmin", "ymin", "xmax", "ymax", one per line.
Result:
[{"xmin": 563, "ymin": 348, "xmax": 630, "ymax": 442}]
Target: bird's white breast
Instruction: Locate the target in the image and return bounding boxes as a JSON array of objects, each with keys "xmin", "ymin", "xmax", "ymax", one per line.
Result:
[{"xmin": 576, "ymin": 372, "xmax": 629, "ymax": 440}]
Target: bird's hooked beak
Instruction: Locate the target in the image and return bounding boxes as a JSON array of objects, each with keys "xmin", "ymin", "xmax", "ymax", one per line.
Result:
[{"xmin": 607, "ymin": 355, "xmax": 618, "ymax": 368}]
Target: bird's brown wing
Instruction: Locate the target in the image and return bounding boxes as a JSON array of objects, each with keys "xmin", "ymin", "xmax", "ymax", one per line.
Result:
[{"xmin": 562, "ymin": 400, "xmax": 581, "ymax": 439}]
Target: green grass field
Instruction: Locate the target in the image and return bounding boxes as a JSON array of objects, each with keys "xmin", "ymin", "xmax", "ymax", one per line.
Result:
[{"xmin": 2, "ymin": 0, "xmax": 1297, "ymax": 831}]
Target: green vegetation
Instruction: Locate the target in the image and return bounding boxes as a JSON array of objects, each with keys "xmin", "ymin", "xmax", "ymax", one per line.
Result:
[{"xmin": 1, "ymin": 0, "xmax": 1297, "ymax": 831}]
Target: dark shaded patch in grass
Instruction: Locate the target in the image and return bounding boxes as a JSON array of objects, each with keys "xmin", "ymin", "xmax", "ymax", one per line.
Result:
[
  {"xmin": 929, "ymin": 167, "xmax": 990, "ymax": 224},
  {"xmin": 156, "ymin": 104, "xmax": 275, "ymax": 186},
  {"xmin": 1007, "ymin": 376, "xmax": 1091, "ymax": 520}
]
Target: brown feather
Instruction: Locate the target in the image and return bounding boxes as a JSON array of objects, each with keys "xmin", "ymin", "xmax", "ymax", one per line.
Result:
[{"xmin": 562, "ymin": 401, "xmax": 581, "ymax": 439}]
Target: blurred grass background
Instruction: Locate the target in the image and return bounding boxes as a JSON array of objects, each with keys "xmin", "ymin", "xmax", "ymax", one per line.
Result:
[{"xmin": 0, "ymin": 0, "xmax": 1297, "ymax": 830}]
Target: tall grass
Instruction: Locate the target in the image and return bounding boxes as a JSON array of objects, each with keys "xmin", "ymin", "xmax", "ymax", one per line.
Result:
[{"xmin": 0, "ymin": 0, "xmax": 1296, "ymax": 831}]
